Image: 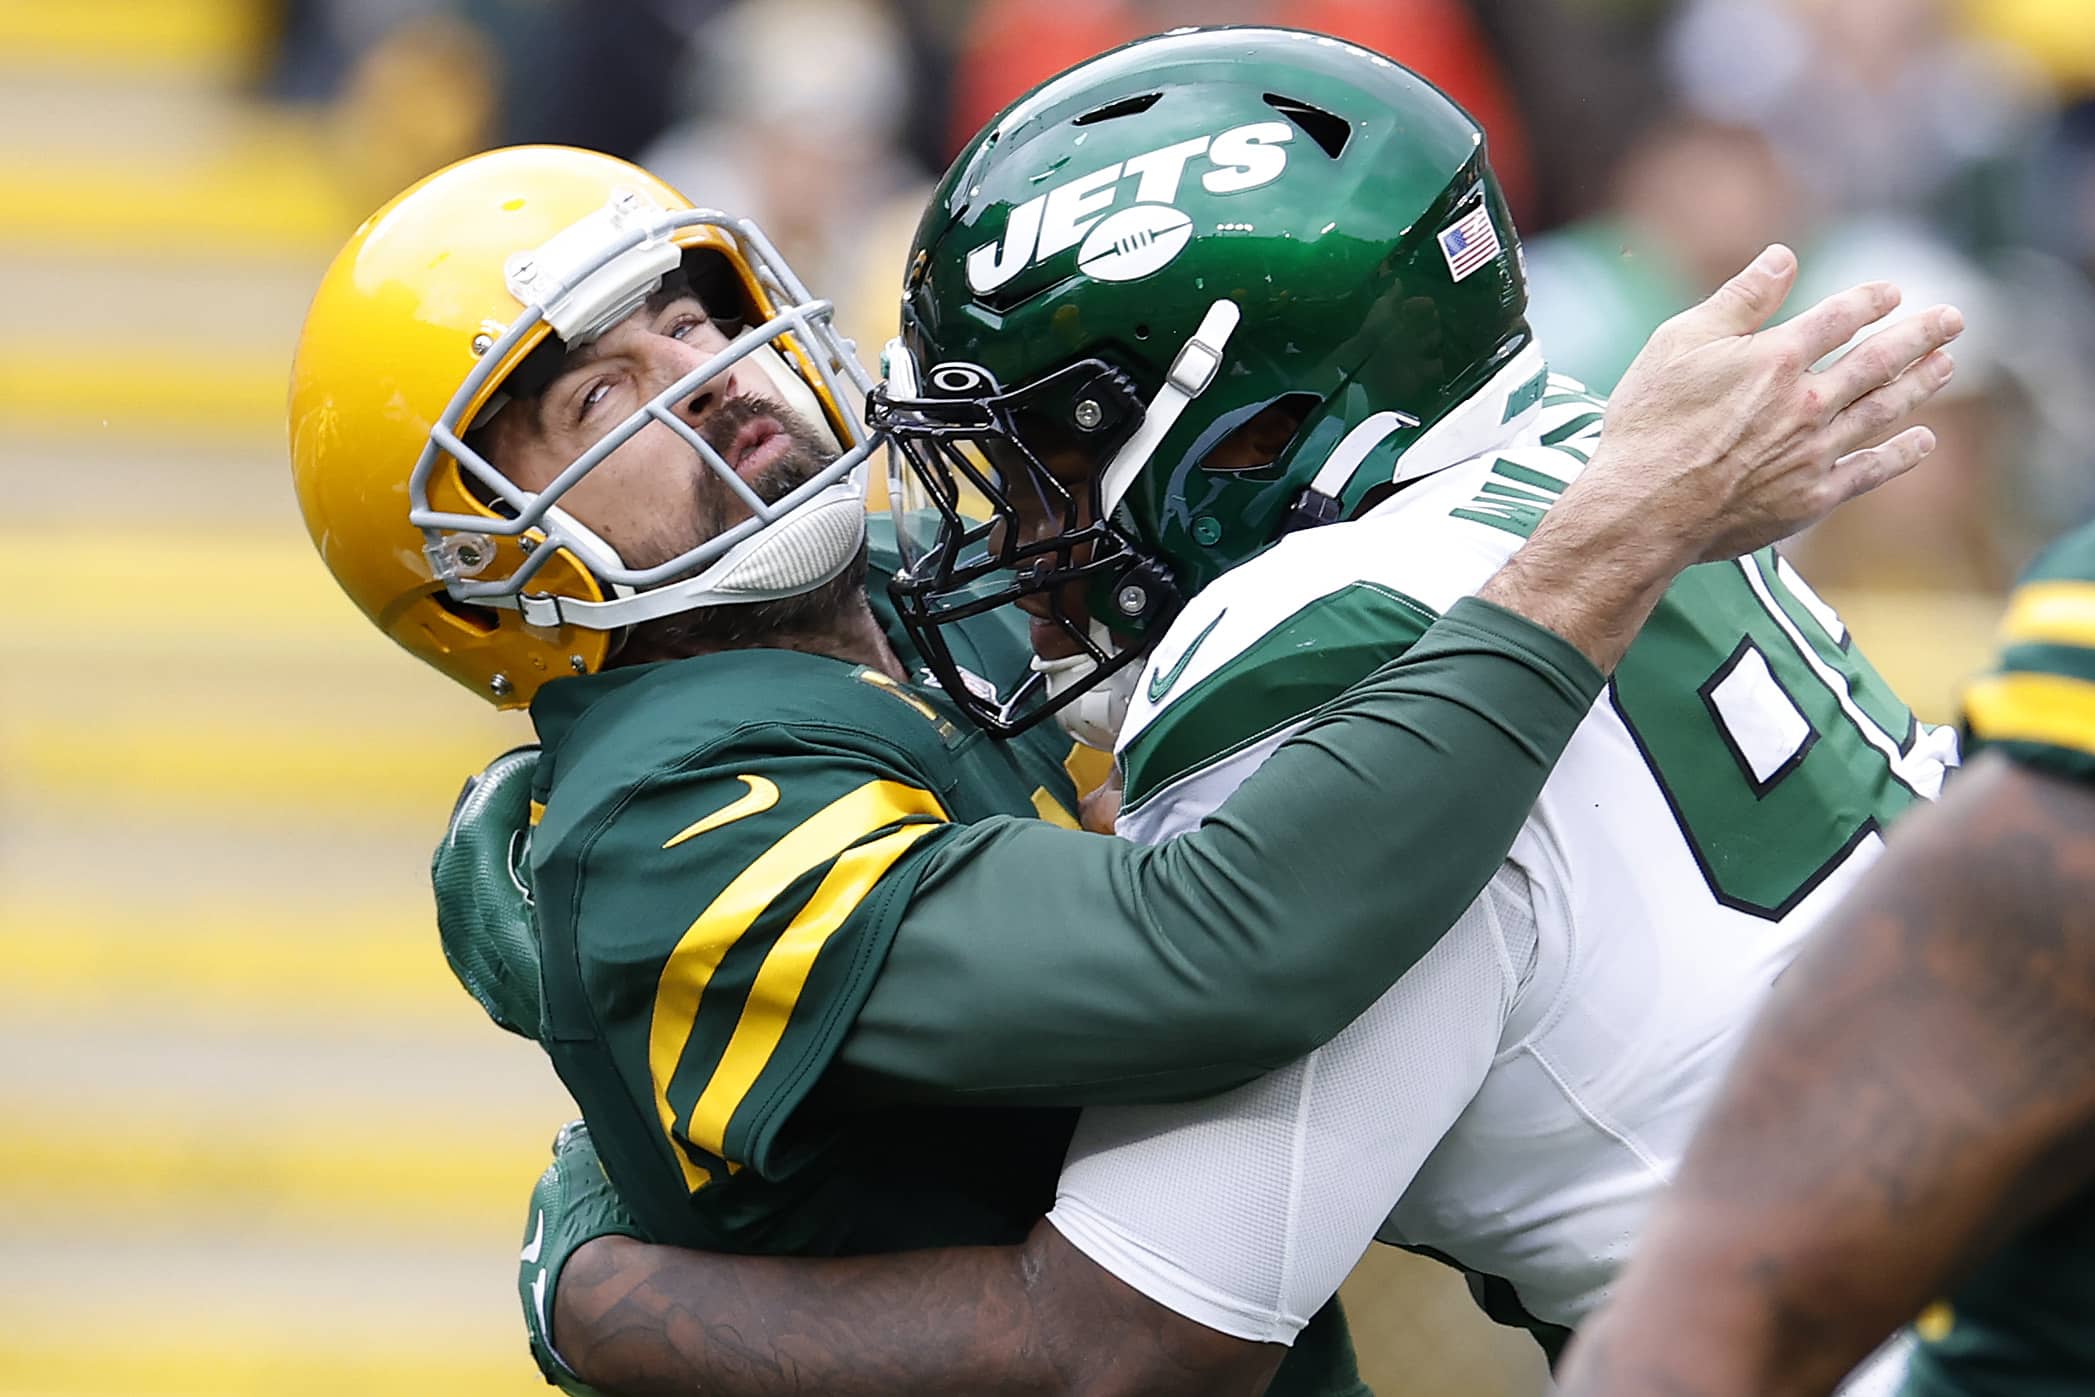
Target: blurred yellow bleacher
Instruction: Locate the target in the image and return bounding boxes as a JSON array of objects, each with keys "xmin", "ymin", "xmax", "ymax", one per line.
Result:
[
  {"xmin": 0, "ymin": 3, "xmax": 565, "ymax": 1392},
  {"xmin": 0, "ymin": 0, "xmax": 268, "ymax": 78}
]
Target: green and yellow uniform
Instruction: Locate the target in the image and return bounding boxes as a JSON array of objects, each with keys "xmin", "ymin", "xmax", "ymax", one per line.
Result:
[
  {"xmin": 1903, "ymin": 520, "xmax": 2095, "ymax": 1397},
  {"xmin": 446, "ymin": 534, "xmax": 1607, "ymax": 1394}
]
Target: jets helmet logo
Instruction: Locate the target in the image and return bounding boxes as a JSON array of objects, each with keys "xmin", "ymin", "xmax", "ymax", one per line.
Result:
[{"xmin": 966, "ymin": 121, "xmax": 1295, "ymax": 294}]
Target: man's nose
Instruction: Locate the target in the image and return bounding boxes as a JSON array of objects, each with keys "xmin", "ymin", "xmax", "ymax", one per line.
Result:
[{"xmin": 661, "ymin": 340, "xmax": 736, "ymax": 424}]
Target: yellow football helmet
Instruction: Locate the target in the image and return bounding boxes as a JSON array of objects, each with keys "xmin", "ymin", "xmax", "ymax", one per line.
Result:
[{"xmin": 289, "ymin": 145, "xmax": 878, "ymax": 708}]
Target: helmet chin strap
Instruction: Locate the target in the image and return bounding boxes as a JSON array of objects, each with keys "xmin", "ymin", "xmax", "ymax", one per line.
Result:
[
  {"xmin": 1024, "ymin": 301, "xmax": 1239, "ymax": 750},
  {"xmin": 1031, "ymin": 621, "xmax": 1141, "ymax": 751},
  {"xmin": 1097, "ymin": 298, "xmax": 1242, "ymax": 517},
  {"xmin": 516, "ymin": 480, "xmax": 868, "ymax": 633}
]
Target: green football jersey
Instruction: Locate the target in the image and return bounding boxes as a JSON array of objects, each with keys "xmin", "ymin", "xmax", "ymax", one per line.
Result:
[
  {"xmin": 522, "ymin": 536, "xmax": 1370, "ymax": 1396},
  {"xmin": 1903, "ymin": 521, "xmax": 2095, "ymax": 1397},
  {"xmin": 525, "ymin": 538, "xmax": 1078, "ymax": 1248}
]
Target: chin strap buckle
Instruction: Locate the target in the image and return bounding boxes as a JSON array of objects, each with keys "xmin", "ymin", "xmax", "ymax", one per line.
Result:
[
  {"xmin": 1279, "ymin": 488, "xmax": 1346, "ymax": 537},
  {"xmin": 516, "ymin": 594, "xmax": 565, "ymax": 627}
]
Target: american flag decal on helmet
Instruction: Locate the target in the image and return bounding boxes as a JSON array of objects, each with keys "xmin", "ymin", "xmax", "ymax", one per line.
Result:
[{"xmin": 1438, "ymin": 205, "xmax": 1501, "ymax": 282}]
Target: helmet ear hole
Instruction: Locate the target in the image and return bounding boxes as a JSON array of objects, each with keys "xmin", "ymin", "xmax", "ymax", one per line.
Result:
[
  {"xmin": 429, "ymin": 587, "xmax": 503, "ymax": 635},
  {"xmin": 1201, "ymin": 393, "xmax": 1319, "ymax": 475}
]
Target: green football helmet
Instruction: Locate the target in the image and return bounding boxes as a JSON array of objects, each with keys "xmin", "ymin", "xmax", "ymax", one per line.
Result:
[{"xmin": 875, "ymin": 25, "xmax": 1533, "ymax": 737}]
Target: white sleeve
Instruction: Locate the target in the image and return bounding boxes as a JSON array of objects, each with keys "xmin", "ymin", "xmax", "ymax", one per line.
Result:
[{"xmin": 1045, "ymin": 865, "xmax": 1534, "ymax": 1344}]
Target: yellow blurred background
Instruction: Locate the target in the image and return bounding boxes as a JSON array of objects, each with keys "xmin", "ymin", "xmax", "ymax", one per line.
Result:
[
  {"xmin": 5, "ymin": 0, "xmax": 2093, "ymax": 1393},
  {"xmin": 1, "ymin": 3, "xmax": 548, "ymax": 1392}
]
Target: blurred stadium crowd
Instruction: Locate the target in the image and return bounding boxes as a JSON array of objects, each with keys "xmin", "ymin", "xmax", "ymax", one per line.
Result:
[
  {"xmin": 2, "ymin": 3, "xmax": 2090, "ymax": 1395},
  {"xmin": 281, "ymin": 0, "xmax": 2095, "ymax": 627},
  {"xmin": 271, "ymin": 3, "xmax": 2095, "ymax": 1388}
]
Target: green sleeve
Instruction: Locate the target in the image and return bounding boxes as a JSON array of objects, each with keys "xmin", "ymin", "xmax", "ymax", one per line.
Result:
[{"xmin": 836, "ymin": 595, "xmax": 1602, "ymax": 1105}]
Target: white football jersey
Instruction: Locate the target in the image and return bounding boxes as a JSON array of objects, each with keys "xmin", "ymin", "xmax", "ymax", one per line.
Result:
[{"xmin": 1044, "ymin": 351, "xmax": 1956, "ymax": 1383}]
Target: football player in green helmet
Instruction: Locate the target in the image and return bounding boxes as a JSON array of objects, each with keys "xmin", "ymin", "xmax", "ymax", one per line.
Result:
[
  {"xmin": 497, "ymin": 26, "xmax": 1964, "ymax": 1397},
  {"xmin": 876, "ymin": 24, "xmax": 1538, "ymax": 742}
]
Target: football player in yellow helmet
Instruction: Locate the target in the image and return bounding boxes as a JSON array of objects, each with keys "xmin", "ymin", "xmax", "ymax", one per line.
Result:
[{"xmin": 290, "ymin": 144, "xmax": 880, "ymax": 707}]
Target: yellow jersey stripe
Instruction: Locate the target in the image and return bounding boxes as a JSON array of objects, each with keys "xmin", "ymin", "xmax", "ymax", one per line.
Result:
[
  {"xmin": 855, "ymin": 668, "xmax": 949, "ymax": 728},
  {"xmin": 1964, "ymin": 672, "xmax": 2095, "ymax": 758},
  {"xmin": 686, "ymin": 821, "xmax": 940, "ymax": 1156},
  {"xmin": 1998, "ymin": 581, "xmax": 2095, "ymax": 650},
  {"xmin": 1063, "ymin": 740, "xmax": 1114, "ymax": 797},
  {"xmin": 647, "ymin": 778, "xmax": 946, "ymax": 1189},
  {"xmin": 662, "ymin": 774, "xmax": 779, "ymax": 848},
  {"xmin": 1030, "ymin": 785, "xmax": 1080, "ymax": 828}
]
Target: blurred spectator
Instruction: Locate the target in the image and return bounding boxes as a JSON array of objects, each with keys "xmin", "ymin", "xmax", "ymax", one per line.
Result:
[
  {"xmin": 1666, "ymin": 0, "xmax": 2051, "ymax": 245},
  {"xmin": 2023, "ymin": 97, "xmax": 2095, "ymax": 279},
  {"xmin": 325, "ymin": 10, "xmax": 505, "ymax": 211},
  {"xmin": 640, "ymin": 0, "xmax": 928, "ymax": 355},
  {"xmin": 1525, "ymin": 115, "xmax": 1798, "ymax": 390},
  {"xmin": 1465, "ymin": 0, "xmax": 1672, "ymax": 227},
  {"xmin": 503, "ymin": 0, "xmax": 727, "ymax": 159},
  {"xmin": 1959, "ymin": 0, "xmax": 2095, "ymax": 101},
  {"xmin": 1783, "ymin": 217, "xmax": 2016, "ymax": 593},
  {"xmin": 1526, "ymin": 97, "xmax": 2095, "ymax": 598},
  {"xmin": 946, "ymin": 0, "xmax": 1537, "ymax": 218},
  {"xmin": 265, "ymin": 0, "xmax": 544, "ymax": 207}
]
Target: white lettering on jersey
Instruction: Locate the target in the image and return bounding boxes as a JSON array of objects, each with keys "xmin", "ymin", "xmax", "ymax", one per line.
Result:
[{"xmin": 965, "ymin": 121, "xmax": 1296, "ymax": 294}]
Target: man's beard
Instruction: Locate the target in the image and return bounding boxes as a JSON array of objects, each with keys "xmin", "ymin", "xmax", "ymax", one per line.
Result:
[{"xmin": 616, "ymin": 396, "xmax": 871, "ymax": 663}]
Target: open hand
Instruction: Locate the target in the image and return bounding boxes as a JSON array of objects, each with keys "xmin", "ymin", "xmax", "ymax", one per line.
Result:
[{"xmin": 1593, "ymin": 243, "xmax": 1962, "ymax": 565}]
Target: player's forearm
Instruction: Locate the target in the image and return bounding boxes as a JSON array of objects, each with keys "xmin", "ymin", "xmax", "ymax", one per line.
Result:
[
  {"xmin": 1476, "ymin": 446, "xmax": 1692, "ymax": 675},
  {"xmin": 1557, "ymin": 755, "xmax": 2095, "ymax": 1397},
  {"xmin": 554, "ymin": 1223, "xmax": 1275, "ymax": 1397},
  {"xmin": 842, "ymin": 596, "xmax": 1602, "ymax": 1105}
]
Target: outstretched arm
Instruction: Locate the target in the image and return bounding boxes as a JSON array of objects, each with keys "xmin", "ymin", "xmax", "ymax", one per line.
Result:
[
  {"xmin": 1557, "ymin": 754, "xmax": 2095, "ymax": 1397},
  {"xmin": 558, "ymin": 1224, "xmax": 1274, "ymax": 1397},
  {"xmin": 846, "ymin": 249, "xmax": 1963, "ymax": 1107},
  {"xmin": 516, "ymin": 1124, "xmax": 1274, "ymax": 1397}
]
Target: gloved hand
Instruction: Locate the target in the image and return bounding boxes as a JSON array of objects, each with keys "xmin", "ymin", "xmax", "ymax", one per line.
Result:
[{"xmin": 519, "ymin": 1120, "xmax": 650, "ymax": 1394}]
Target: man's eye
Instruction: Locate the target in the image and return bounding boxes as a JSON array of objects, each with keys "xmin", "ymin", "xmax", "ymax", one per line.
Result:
[
  {"xmin": 578, "ymin": 381, "xmax": 611, "ymax": 420},
  {"xmin": 668, "ymin": 314, "xmax": 705, "ymax": 340}
]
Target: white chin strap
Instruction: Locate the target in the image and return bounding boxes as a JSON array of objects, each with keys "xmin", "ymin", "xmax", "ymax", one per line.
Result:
[
  {"xmin": 523, "ymin": 478, "xmax": 868, "ymax": 632},
  {"xmin": 1097, "ymin": 298, "xmax": 1242, "ymax": 517},
  {"xmin": 1031, "ymin": 622, "xmax": 1140, "ymax": 751},
  {"xmin": 1026, "ymin": 300, "xmax": 1240, "ymax": 751}
]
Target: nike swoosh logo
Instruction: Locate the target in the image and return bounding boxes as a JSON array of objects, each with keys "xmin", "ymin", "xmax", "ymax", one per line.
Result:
[
  {"xmin": 663, "ymin": 774, "xmax": 779, "ymax": 849},
  {"xmin": 1147, "ymin": 610, "xmax": 1227, "ymax": 704},
  {"xmin": 520, "ymin": 1210, "xmax": 545, "ymax": 1264},
  {"xmin": 530, "ymin": 1266, "xmax": 551, "ymax": 1342}
]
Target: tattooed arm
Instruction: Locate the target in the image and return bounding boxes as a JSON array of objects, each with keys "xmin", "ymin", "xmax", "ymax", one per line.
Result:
[
  {"xmin": 555, "ymin": 1221, "xmax": 1280, "ymax": 1397},
  {"xmin": 1556, "ymin": 753, "xmax": 2095, "ymax": 1397}
]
